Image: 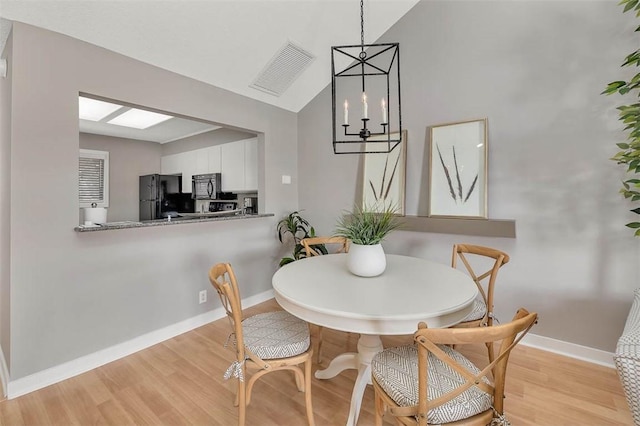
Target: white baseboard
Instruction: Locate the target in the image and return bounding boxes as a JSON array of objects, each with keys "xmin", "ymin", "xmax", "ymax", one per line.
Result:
[
  {"xmin": 5, "ymin": 291, "xmax": 617, "ymax": 399},
  {"xmin": 521, "ymin": 333, "xmax": 615, "ymax": 368},
  {"xmin": 6, "ymin": 289, "xmax": 274, "ymax": 399}
]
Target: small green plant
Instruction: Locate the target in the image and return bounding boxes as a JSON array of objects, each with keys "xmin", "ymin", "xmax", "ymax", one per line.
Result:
[
  {"xmin": 334, "ymin": 204, "xmax": 402, "ymax": 245},
  {"xmin": 603, "ymin": 0, "xmax": 640, "ymax": 236},
  {"xmin": 277, "ymin": 211, "xmax": 326, "ymax": 266}
]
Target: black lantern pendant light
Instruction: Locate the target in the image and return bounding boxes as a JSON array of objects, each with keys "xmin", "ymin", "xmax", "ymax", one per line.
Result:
[{"xmin": 331, "ymin": 0, "xmax": 402, "ymax": 154}]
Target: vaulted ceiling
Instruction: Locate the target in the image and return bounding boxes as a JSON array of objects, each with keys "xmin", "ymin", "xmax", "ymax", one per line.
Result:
[{"xmin": 0, "ymin": 0, "xmax": 419, "ymax": 112}]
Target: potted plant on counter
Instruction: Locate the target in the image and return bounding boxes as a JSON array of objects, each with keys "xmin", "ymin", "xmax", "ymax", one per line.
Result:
[{"xmin": 334, "ymin": 204, "xmax": 402, "ymax": 277}]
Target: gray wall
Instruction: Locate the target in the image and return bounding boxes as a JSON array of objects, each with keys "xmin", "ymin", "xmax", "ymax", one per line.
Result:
[
  {"xmin": 80, "ymin": 133, "xmax": 162, "ymax": 222},
  {"xmin": 298, "ymin": 0, "xmax": 640, "ymax": 352},
  {"xmin": 0, "ymin": 30, "xmax": 12, "ymax": 370},
  {"xmin": 3, "ymin": 22, "xmax": 298, "ymax": 379}
]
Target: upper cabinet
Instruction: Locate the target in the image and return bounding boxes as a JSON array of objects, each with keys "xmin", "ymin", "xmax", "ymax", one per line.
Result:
[
  {"xmin": 221, "ymin": 138, "xmax": 258, "ymax": 192},
  {"xmin": 221, "ymin": 140, "xmax": 246, "ymax": 192},
  {"xmin": 207, "ymin": 146, "xmax": 222, "ymax": 174},
  {"xmin": 161, "ymin": 138, "xmax": 257, "ymax": 193},
  {"xmin": 161, "ymin": 150, "xmax": 196, "ymax": 193},
  {"xmin": 245, "ymin": 139, "xmax": 258, "ymax": 191},
  {"xmin": 160, "ymin": 153, "xmax": 181, "ymax": 175}
]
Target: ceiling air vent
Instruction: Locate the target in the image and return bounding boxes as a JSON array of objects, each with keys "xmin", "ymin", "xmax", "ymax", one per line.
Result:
[{"xmin": 250, "ymin": 41, "xmax": 316, "ymax": 97}]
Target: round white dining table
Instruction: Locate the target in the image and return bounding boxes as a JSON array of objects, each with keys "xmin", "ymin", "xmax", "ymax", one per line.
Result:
[{"xmin": 271, "ymin": 253, "xmax": 478, "ymax": 426}]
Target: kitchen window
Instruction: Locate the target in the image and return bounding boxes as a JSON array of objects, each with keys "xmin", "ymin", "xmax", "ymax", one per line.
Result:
[{"xmin": 79, "ymin": 149, "xmax": 109, "ymax": 208}]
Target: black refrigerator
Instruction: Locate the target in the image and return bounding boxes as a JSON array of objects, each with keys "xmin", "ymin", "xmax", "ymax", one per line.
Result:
[{"xmin": 139, "ymin": 174, "xmax": 186, "ymax": 221}]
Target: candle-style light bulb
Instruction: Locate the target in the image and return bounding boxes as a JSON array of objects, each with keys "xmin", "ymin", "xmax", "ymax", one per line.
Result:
[
  {"xmin": 362, "ymin": 92, "xmax": 368, "ymax": 119},
  {"xmin": 344, "ymin": 100, "xmax": 349, "ymax": 125},
  {"xmin": 381, "ymin": 98, "xmax": 387, "ymax": 124}
]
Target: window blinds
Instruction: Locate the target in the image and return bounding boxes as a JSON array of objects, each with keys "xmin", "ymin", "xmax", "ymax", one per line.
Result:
[
  {"xmin": 79, "ymin": 149, "xmax": 109, "ymax": 208},
  {"xmin": 79, "ymin": 157, "xmax": 105, "ymax": 203}
]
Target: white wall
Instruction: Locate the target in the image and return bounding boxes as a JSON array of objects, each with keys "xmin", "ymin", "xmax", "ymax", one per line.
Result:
[
  {"xmin": 298, "ymin": 0, "xmax": 640, "ymax": 353},
  {"xmin": 2, "ymin": 22, "xmax": 298, "ymax": 380}
]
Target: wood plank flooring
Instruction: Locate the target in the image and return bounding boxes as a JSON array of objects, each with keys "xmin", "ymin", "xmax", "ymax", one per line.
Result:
[{"xmin": 0, "ymin": 299, "xmax": 633, "ymax": 425}]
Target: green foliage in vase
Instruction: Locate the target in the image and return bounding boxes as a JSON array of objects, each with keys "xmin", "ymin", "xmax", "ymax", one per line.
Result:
[
  {"xmin": 603, "ymin": 0, "xmax": 640, "ymax": 236},
  {"xmin": 334, "ymin": 204, "xmax": 402, "ymax": 245},
  {"xmin": 276, "ymin": 211, "xmax": 326, "ymax": 266}
]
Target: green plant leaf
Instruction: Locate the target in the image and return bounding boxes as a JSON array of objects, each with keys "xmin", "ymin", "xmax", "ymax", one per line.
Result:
[
  {"xmin": 603, "ymin": 81, "xmax": 627, "ymax": 94},
  {"xmin": 334, "ymin": 204, "xmax": 402, "ymax": 245},
  {"xmin": 279, "ymin": 257, "xmax": 294, "ymax": 267},
  {"xmin": 623, "ymin": 0, "xmax": 639, "ymax": 13},
  {"xmin": 607, "ymin": 3, "xmax": 640, "ymax": 236}
]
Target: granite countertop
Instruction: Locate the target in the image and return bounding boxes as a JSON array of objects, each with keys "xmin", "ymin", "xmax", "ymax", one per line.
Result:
[{"xmin": 74, "ymin": 212, "xmax": 273, "ymax": 232}]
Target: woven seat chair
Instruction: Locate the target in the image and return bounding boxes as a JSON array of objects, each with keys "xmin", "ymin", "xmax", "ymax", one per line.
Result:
[
  {"xmin": 451, "ymin": 243, "xmax": 510, "ymax": 361},
  {"xmin": 301, "ymin": 236, "xmax": 351, "ymax": 364},
  {"xmin": 209, "ymin": 262, "xmax": 315, "ymax": 426},
  {"xmin": 372, "ymin": 308, "xmax": 537, "ymax": 426}
]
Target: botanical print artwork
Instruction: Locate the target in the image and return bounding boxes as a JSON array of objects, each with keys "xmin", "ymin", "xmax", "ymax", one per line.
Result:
[
  {"xmin": 436, "ymin": 144, "xmax": 478, "ymax": 204},
  {"xmin": 368, "ymin": 151, "xmax": 400, "ymax": 204},
  {"xmin": 362, "ymin": 131, "xmax": 407, "ymax": 214},
  {"xmin": 428, "ymin": 119, "xmax": 487, "ymax": 218}
]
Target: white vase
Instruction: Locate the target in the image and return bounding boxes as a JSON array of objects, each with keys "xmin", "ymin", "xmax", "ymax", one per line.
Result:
[{"xmin": 347, "ymin": 243, "xmax": 386, "ymax": 277}]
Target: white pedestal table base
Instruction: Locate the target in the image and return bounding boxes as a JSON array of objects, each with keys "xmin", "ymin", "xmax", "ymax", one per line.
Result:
[{"xmin": 314, "ymin": 334, "xmax": 383, "ymax": 426}]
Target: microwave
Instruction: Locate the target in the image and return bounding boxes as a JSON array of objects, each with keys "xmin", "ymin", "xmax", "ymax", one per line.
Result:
[{"xmin": 192, "ymin": 173, "xmax": 221, "ymax": 200}]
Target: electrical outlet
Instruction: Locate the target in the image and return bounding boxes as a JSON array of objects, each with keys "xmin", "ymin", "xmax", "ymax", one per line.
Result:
[{"xmin": 199, "ymin": 290, "xmax": 207, "ymax": 304}]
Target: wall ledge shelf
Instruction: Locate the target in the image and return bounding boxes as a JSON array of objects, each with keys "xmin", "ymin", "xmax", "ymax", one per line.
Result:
[
  {"xmin": 74, "ymin": 213, "xmax": 274, "ymax": 232},
  {"xmin": 399, "ymin": 215, "xmax": 516, "ymax": 238}
]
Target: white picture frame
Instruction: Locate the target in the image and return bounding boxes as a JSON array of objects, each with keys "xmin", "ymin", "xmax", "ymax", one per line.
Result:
[{"xmin": 428, "ymin": 119, "xmax": 487, "ymax": 218}]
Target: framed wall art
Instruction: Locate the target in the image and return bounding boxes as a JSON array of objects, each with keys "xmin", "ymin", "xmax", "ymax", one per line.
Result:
[
  {"xmin": 428, "ymin": 119, "xmax": 487, "ymax": 218},
  {"xmin": 362, "ymin": 130, "xmax": 407, "ymax": 215}
]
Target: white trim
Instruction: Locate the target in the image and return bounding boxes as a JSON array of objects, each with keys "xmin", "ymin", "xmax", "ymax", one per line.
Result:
[
  {"xmin": 6, "ymin": 289, "xmax": 274, "ymax": 399},
  {"xmin": 521, "ymin": 333, "xmax": 615, "ymax": 368},
  {"xmin": 0, "ymin": 346, "xmax": 8, "ymax": 398},
  {"xmin": 5, "ymin": 291, "xmax": 618, "ymax": 399}
]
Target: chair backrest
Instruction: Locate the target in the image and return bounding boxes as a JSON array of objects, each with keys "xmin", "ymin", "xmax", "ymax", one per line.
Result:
[
  {"xmin": 414, "ymin": 309, "xmax": 537, "ymax": 425},
  {"xmin": 209, "ymin": 263, "xmax": 245, "ymax": 362},
  {"xmin": 451, "ymin": 244, "xmax": 509, "ymax": 324},
  {"xmin": 301, "ymin": 236, "xmax": 350, "ymax": 257}
]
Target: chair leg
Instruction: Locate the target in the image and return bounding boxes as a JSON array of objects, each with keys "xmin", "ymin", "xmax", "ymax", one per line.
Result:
[
  {"xmin": 237, "ymin": 379, "xmax": 246, "ymax": 426},
  {"xmin": 304, "ymin": 356, "xmax": 315, "ymax": 426},
  {"xmin": 374, "ymin": 389, "xmax": 384, "ymax": 426}
]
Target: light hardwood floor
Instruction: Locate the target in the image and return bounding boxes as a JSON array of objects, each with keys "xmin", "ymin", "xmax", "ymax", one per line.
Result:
[{"xmin": 0, "ymin": 299, "xmax": 633, "ymax": 425}]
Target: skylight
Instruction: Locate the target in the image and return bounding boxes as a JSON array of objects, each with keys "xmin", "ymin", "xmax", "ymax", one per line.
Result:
[
  {"xmin": 107, "ymin": 108, "xmax": 173, "ymax": 129},
  {"xmin": 78, "ymin": 97, "xmax": 122, "ymax": 121}
]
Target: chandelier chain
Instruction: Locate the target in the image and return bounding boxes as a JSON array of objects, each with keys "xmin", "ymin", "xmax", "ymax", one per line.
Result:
[{"xmin": 360, "ymin": 0, "xmax": 365, "ymax": 49}]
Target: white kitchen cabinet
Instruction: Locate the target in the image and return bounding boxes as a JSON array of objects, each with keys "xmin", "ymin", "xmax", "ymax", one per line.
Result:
[
  {"xmin": 207, "ymin": 145, "xmax": 222, "ymax": 173},
  {"xmin": 180, "ymin": 150, "xmax": 197, "ymax": 193},
  {"xmin": 160, "ymin": 154, "xmax": 181, "ymax": 175},
  {"xmin": 161, "ymin": 138, "xmax": 257, "ymax": 193},
  {"xmin": 244, "ymin": 139, "xmax": 258, "ymax": 191},
  {"xmin": 221, "ymin": 140, "xmax": 245, "ymax": 192},
  {"xmin": 195, "ymin": 147, "xmax": 209, "ymax": 174}
]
